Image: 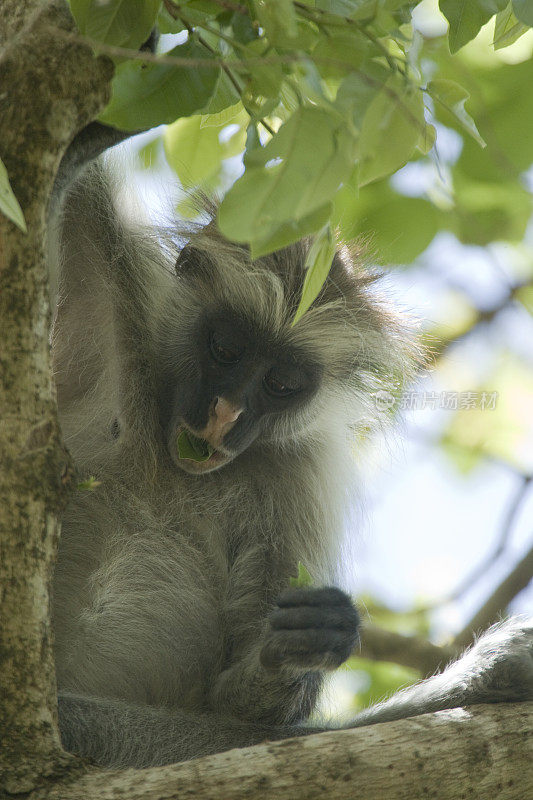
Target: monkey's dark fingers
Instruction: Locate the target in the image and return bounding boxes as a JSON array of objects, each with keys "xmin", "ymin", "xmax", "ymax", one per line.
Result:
[
  {"xmin": 260, "ymin": 627, "xmax": 358, "ymax": 671},
  {"xmin": 271, "ymin": 586, "xmax": 359, "ymax": 639},
  {"xmin": 269, "ymin": 603, "xmax": 359, "ymax": 632},
  {"xmin": 276, "ymin": 586, "xmax": 353, "ymax": 608}
]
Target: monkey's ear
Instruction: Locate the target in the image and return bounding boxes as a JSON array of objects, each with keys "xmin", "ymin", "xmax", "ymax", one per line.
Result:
[{"xmin": 175, "ymin": 245, "xmax": 212, "ymax": 278}]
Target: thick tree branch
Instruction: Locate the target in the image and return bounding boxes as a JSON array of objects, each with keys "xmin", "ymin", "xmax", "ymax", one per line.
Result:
[
  {"xmin": 0, "ymin": 1, "xmax": 112, "ymax": 793},
  {"xmin": 358, "ymin": 624, "xmax": 458, "ymax": 676},
  {"xmin": 28, "ymin": 703, "xmax": 533, "ymax": 800}
]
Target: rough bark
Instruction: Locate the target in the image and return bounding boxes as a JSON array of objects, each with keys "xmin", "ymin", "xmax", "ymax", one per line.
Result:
[
  {"xmin": 29, "ymin": 703, "xmax": 533, "ymax": 800},
  {"xmin": 0, "ymin": 1, "xmax": 112, "ymax": 793}
]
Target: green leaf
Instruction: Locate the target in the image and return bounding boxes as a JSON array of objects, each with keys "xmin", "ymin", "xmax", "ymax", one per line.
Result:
[
  {"xmin": 313, "ymin": 30, "xmax": 370, "ymax": 79},
  {"xmin": 156, "ymin": 5, "xmax": 185, "ymax": 34},
  {"xmin": 439, "ymin": 0, "xmax": 508, "ymax": 52},
  {"xmin": 202, "ymin": 70, "xmax": 241, "ymax": 114},
  {"xmin": 336, "ymin": 66, "xmax": 389, "ymax": 132},
  {"xmin": 336, "ymin": 185, "xmax": 439, "ymax": 264},
  {"xmin": 384, "ymin": 0, "xmax": 418, "ymax": 12},
  {"xmin": 164, "ymin": 106, "xmax": 246, "ymax": 187},
  {"xmin": 516, "ymin": 285, "xmax": 533, "ymax": 316},
  {"xmin": 98, "ymin": 41, "xmax": 219, "ymax": 130},
  {"xmin": 427, "ymin": 79, "xmax": 486, "ymax": 147},
  {"xmin": 494, "ymin": 4, "xmax": 530, "ymax": 48},
  {"xmin": 289, "ymin": 562, "xmax": 314, "ymax": 588},
  {"xmin": 137, "ymin": 136, "xmax": 161, "ymax": 168},
  {"xmin": 251, "ymin": 203, "xmax": 331, "ymax": 259},
  {"xmin": 0, "ymin": 158, "xmax": 27, "ymax": 232},
  {"xmin": 199, "ymin": 101, "xmax": 248, "ymax": 129},
  {"xmin": 450, "ymin": 60, "xmax": 533, "ymax": 182},
  {"xmin": 168, "ymin": 0, "xmax": 223, "ymax": 25},
  {"xmin": 77, "ymin": 476, "xmax": 102, "ymax": 491},
  {"xmin": 451, "ymin": 177, "xmax": 532, "ymax": 245},
  {"xmin": 512, "ymin": 0, "xmax": 533, "ymax": 26},
  {"xmin": 316, "ymin": 0, "xmax": 378, "ymax": 20},
  {"xmin": 70, "ymin": 0, "xmax": 161, "ymax": 50},
  {"xmin": 244, "ymin": 40, "xmax": 285, "ymax": 98},
  {"xmin": 165, "ymin": 116, "xmax": 223, "ymax": 187},
  {"xmin": 218, "ymin": 107, "xmax": 356, "ymax": 251},
  {"xmin": 230, "ymin": 10, "xmax": 259, "ymax": 45},
  {"xmin": 254, "ymin": 0, "xmax": 298, "ymax": 42},
  {"xmin": 358, "ymin": 76, "xmax": 429, "ymax": 187},
  {"xmin": 177, "ymin": 430, "xmax": 213, "ymax": 461},
  {"xmin": 292, "ymin": 223, "xmax": 337, "ymax": 325}
]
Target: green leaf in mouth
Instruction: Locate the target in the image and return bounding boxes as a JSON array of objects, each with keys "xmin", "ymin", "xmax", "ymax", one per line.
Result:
[{"xmin": 177, "ymin": 429, "xmax": 214, "ymax": 462}]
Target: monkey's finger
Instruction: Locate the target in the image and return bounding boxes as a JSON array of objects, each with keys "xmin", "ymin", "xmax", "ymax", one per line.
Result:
[
  {"xmin": 260, "ymin": 628, "xmax": 358, "ymax": 670},
  {"xmin": 276, "ymin": 586, "xmax": 353, "ymax": 608},
  {"xmin": 269, "ymin": 604, "xmax": 359, "ymax": 632}
]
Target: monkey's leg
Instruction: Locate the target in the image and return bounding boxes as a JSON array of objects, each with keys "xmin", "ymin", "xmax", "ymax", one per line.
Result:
[
  {"xmin": 58, "ymin": 692, "xmax": 323, "ymax": 768},
  {"xmin": 349, "ymin": 617, "xmax": 533, "ymax": 727}
]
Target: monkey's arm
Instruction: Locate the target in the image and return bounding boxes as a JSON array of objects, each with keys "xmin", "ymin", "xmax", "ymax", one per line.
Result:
[
  {"xmin": 58, "ymin": 692, "xmax": 324, "ymax": 768},
  {"xmin": 212, "ymin": 617, "xmax": 532, "ymax": 729},
  {"xmin": 210, "ymin": 587, "xmax": 359, "ymax": 725}
]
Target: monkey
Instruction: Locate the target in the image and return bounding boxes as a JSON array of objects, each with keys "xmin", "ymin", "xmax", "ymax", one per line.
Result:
[{"xmin": 48, "ymin": 122, "xmax": 533, "ymax": 770}]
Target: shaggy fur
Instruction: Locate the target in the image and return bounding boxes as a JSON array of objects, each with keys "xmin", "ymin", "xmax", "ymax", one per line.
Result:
[{"xmin": 50, "ymin": 158, "xmax": 533, "ymax": 769}]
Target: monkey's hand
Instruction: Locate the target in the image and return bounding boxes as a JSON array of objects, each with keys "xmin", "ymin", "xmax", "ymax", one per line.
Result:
[{"xmin": 259, "ymin": 587, "xmax": 360, "ymax": 671}]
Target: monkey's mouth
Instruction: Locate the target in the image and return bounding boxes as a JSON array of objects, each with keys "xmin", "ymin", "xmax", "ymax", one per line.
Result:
[{"xmin": 172, "ymin": 425, "xmax": 231, "ymax": 474}]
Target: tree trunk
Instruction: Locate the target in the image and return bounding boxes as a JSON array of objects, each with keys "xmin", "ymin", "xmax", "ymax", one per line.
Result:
[{"xmin": 0, "ymin": 1, "xmax": 112, "ymax": 792}]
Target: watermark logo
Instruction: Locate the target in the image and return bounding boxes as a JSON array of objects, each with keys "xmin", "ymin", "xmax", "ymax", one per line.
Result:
[
  {"xmin": 373, "ymin": 390, "xmax": 499, "ymax": 411},
  {"xmin": 374, "ymin": 390, "xmax": 397, "ymax": 411}
]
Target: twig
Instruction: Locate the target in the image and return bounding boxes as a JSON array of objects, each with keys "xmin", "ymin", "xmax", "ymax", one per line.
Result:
[
  {"xmin": 423, "ymin": 281, "xmax": 531, "ymax": 360},
  {"xmin": 444, "ymin": 475, "xmax": 533, "ymax": 605},
  {"xmin": 53, "ymin": 27, "xmax": 302, "ymax": 69},
  {"xmin": 453, "ymin": 542, "xmax": 533, "ymax": 649}
]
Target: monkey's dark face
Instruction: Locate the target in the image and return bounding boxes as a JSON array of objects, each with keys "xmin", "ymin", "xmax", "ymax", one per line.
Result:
[{"xmin": 164, "ymin": 309, "xmax": 322, "ymax": 474}]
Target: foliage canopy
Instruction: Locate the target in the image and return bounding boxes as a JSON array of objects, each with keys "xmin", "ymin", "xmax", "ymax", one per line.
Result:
[
  {"xmin": 3, "ymin": 0, "xmax": 533, "ymax": 318},
  {"xmin": 0, "ymin": 0, "xmax": 533, "ymax": 318}
]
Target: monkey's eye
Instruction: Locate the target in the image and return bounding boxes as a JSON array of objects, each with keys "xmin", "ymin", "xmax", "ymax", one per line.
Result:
[
  {"xmin": 263, "ymin": 370, "xmax": 299, "ymax": 398},
  {"xmin": 209, "ymin": 331, "xmax": 243, "ymax": 365}
]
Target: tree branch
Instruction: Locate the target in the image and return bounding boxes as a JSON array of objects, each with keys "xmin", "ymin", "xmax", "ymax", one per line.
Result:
[
  {"xmin": 30, "ymin": 704, "xmax": 533, "ymax": 800},
  {"xmin": 358, "ymin": 624, "xmax": 458, "ymax": 676},
  {"xmin": 442, "ymin": 476, "xmax": 532, "ymax": 608},
  {"xmin": 454, "ymin": 544, "xmax": 533, "ymax": 649}
]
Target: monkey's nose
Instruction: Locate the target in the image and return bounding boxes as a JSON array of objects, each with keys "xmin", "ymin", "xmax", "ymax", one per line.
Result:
[{"xmin": 213, "ymin": 397, "xmax": 244, "ymax": 427}]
